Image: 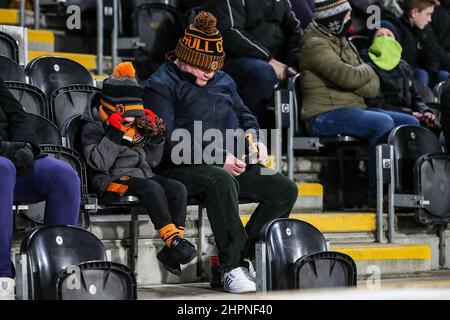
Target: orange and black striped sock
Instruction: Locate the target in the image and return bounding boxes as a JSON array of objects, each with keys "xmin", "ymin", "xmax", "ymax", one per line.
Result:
[
  {"xmin": 177, "ymin": 226, "xmax": 185, "ymax": 238},
  {"xmin": 159, "ymin": 223, "xmax": 180, "ymax": 247}
]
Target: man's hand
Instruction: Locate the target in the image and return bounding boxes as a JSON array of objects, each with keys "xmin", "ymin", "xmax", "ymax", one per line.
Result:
[
  {"xmin": 269, "ymin": 58, "xmax": 288, "ymax": 82},
  {"xmin": 254, "ymin": 142, "xmax": 268, "ymax": 164},
  {"xmin": 223, "ymin": 153, "xmax": 246, "ymax": 176}
]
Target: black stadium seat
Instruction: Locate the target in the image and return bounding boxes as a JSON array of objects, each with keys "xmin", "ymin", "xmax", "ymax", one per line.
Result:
[
  {"xmin": 5, "ymin": 81, "xmax": 49, "ymax": 118},
  {"xmin": 0, "ymin": 56, "xmax": 26, "ymax": 82},
  {"xmin": 0, "ymin": 30, "xmax": 19, "ymax": 63},
  {"xmin": 16, "ymin": 225, "xmax": 136, "ymax": 300},
  {"xmin": 27, "ymin": 113, "xmax": 62, "ymax": 145},
  {"xmin": 50, "ymin": 85, "xmax": 100, "ymax": 131},
  {"xmin": 257, "ymin": 218, "xmax": 356, "ymax": 291},
  {"xmin": 25, "ymin": 56, "xmax": 93, "ymax": 98}
]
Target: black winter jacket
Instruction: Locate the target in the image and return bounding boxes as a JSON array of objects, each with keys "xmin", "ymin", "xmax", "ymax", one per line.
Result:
[
  {"xmin": 361, "ymin": 53, "xmax": 430, "ymax": 114},
  {"xmin": 384, "ymin": 13, "xmax": 439, "ymax": 72},
  {"xmin": 143, "ymin": 54, "xmax": 261, "ymax": 168},
  {"xmin": 0, "ymin": 78, "xmax": 40, "ymax": 154},
  {"xmin": 207, "ymin": 0, "xmax": 302, "ymax": 67}
]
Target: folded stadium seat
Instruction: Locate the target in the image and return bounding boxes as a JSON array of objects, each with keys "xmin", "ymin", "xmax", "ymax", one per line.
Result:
[
  {"xmin": 377, "ymin": 125, "xmax": 450, "ymax": 265},
  {"xmin": 0, "ymin": 56, "xmax": 26, "ymax": 82},
  {"xmin": 131, "ymin": 1, "xmax": 183, "ymax": 80},
  {"xmin": 388, "ymin": 125, "xmax": 450, "ymax": 225},
  {"xmin": 5, "ymin": 81, "xmax": 49, "ymax": 118},
  {"xmin": 0, "ymin": 30, "xmax": 19, "ymax": 63},
  {"xmin": 25, "ymin": 56, "xmax": 93, "ymax": 99},
  {"xmin": 15, "ymin": 225, "xmax": 137, "ymax": 300},
  {"xmin": 278, "ymin": 74, "xmax": 366, "ymax": 209},
  {"xmin": 50, "ymin": 85, "xmax": 101, "ymax": 133},
  {"xmin": 256, "ymin": 218, "xmax": 357, "ymax": 291}
]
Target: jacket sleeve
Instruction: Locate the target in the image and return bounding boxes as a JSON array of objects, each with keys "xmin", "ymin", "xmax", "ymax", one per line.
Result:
[
  {"xmin": 81, "ymin": 119, "xmax": 123, "ymax": 172},
  {"xmin": 282, "ymin": 4, "xmax": 303, "ymax": 68},
  {"xmin": 0, "ymin": 79, "xmax": 40, "ymax": 150},
  {"xmin": 209, "ymin": 0, "xmax": 272, "ymax": 61},
  {"xmin": 229, "ymin": 78, "xmax": 265, "ymax": 144},
  {"xmin": 302, "ymin": 36, "xmax": 380, "ymax": 93},
  {"xmin": 143, "ymin": 83, "xmax": 226, "ymax": 165}
]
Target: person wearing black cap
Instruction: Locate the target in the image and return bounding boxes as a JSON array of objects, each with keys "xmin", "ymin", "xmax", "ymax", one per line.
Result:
[
  {"xmin": 361, "ymin": 21, "xmax": 435, "ymax": 131},
  {"xmin": 299, "ymin": 0, "xmax": 421, "ymax": 207},
  {"xmin": 81, "ymin": 62, "xmax": 197, "ymax": 276}
]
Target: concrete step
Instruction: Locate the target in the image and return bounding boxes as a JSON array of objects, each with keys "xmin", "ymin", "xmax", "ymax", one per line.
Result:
[
  {"xmin": 0, "ymin": 8, "xmax": 19, "ymax": 25},
  {"xmin": 331, "ymin": 243, "xmax": 432, "ymax": 277},
  {"xmin": 241, "ymin": 212, "xmax": 375, "ymax": 233},
  {"xmin": 28, "ymin": 29, "xmax": 54, "ymax": 52}
]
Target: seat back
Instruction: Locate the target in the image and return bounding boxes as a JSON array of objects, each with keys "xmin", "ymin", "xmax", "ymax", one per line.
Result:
[
  {"xmin": 292, "ymin": 251, "xmax": 357, "ymax": 289},
  {"xmin": 0, "ymin": 31, "xmax": 19, "ymax": 63},
  {"xmin": 27, "ymin": 113, "xmax": 62, "ymax": 145},
  {"xmin": 0, "ymin": 56, "xmax": 26, "ymax": 82},
  {"xmin": 434, "ymin": 80, "xmax": 448, "ymax": 104},
  {"xmin": 261, "ymin": 218, "xmax": 327, "ymax": 290},
  {"xmin": 50, "ymin": 85, "xmax": 100, "ymax": 131},
  {"xmin": 388, "ymin": 125, "xmax": 444, "ymax": 193},
  {"xmin": 414, "ymin": 153, "xmax": 450, "ymax": 224},
  {"xmin": 5, "ymin": 82, "xmax": 49, "ymax": 118},
  {"xmin": 56, "ymin": 261, "xmax": 137, "ymax": 300},
  {"xmin": 25, "ymin": 57, "xmax": 93, "ymax": 98},
  {"xmin": 132, "ymin": 3, "xmax": 183, "ymax": 79},
  {"xmin": 414, "ymin": 82, "xmax": 436, "ymax": 104},
  {"xmin": 20, "ymin": 225, "xmax": 107, "ymax": 300}
]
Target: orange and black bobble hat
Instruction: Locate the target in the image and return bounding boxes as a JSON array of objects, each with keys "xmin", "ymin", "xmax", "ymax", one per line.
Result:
[
  {"xmin": 99, "ymin": 62, "xmax": 145, "ymax": 121},
  {"xmin": 175, "ymin": 11, "xmax": 225, "ymax": 72}
]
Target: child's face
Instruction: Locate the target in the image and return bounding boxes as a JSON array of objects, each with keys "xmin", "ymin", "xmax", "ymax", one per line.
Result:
[
  {"xmin": 374, "ymin": 28, "xmax": 395, "ymax": 40},
  {"xmin": 410, "ymin": 6, "xmax": 434, "ymax": 29},
  {"xmin": 123, "ymin": 117, "xmax": 136, "ymax": 125}
]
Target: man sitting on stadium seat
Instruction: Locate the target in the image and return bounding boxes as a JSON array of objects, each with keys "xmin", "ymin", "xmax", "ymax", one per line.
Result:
[
  {"xmin": 299, "ymin": 0, "xmax": 420, "ymax": 207},
  {"xmin": 143, "ymin": 12, "xmax": 298, "ymax": 294},
  {"xmin": 0, "ymin": 79, "xmax": 80, "ymax": 300}
]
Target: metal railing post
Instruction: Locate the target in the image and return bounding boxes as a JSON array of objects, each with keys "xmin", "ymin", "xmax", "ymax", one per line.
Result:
[
  {"xmin": 34, "ymin": 0, "xmax": 40, "ymax": 29},
  {"xmin": 112, "ymin": 0, "xmax": 118, "ymax": 68},
  {"xmin": 375, "ymin": 145, "xmax": 384, "ymax": 243},
  {"xmin": 97, "ymin": 0, "xmax": 104, "ymax": 75},
  {"xmin": 388, "ymin": 144, "xmax": 395, "ymax": 243},
  {"xmin": 20, "ymin": 0, "xmax": 26, "ymax": 27},
  {"xmin": 274, "ymin": 90, "xmax": 282, "ymax": 173},
  {"xmin": 287, "ymin": 88, "xmax": 294, "ymax": 180}
]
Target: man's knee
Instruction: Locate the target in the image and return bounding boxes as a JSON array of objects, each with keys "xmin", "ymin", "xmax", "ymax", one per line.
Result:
[
  {"xmin": 0, "ymin": 157, "xmax": 16, "ymax": 183},
  {"xmin": 209, "ymin": 168, "xmax": 239, "ymax": 193}
]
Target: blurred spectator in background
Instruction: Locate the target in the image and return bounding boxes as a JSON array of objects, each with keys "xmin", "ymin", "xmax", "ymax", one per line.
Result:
[
  {"xmin": 208, "ymin": 0, "xmax": 302, "ymax": 129},
  {"xmin": 291, "ymin": 0, "xmax": 315, "ymax": 29},
  {"xmin": 299, "ymin": 0, "xmax": 419, "ymax": 207},
  {"xmin": 383, "ymin": 0, "xmax": 449, "ymax": 87}
]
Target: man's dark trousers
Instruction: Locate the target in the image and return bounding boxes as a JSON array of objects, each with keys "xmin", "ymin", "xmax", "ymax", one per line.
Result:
[{"xmin": 158, "ymin": 164, "xmax": 298, "ymax": 273}]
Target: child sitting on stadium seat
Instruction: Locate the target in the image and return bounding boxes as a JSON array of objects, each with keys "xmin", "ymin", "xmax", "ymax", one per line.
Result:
[
  {"xmin": 362, "ymin": 20, "xmax": 437, "ymax": 131},
  {"xmin": 80, "ymin": 62, "xmax": 196, "ymax": 276}
]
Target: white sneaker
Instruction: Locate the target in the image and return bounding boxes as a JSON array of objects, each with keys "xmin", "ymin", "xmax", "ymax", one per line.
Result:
[
  {"xmin": 244, "ymin": 259, "xmax": 256, "ymax": 282},
  {"xmin": 223, "ymin": 267, "xmax": 256, "ymax": 294},
  {"xmin": 0, "ymin": 278, "xmax": 14, "ymax": 300}
]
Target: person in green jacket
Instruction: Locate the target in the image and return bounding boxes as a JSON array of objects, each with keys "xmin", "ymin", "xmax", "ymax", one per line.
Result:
[{"xmin": 300, "ymin": 0, "xmax": 420, "ymax": 206}]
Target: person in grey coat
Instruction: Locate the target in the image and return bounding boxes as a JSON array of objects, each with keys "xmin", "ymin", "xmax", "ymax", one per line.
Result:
[{"xmin": 80, "ymin": 62, "xmax": 196, "ymax": 276}]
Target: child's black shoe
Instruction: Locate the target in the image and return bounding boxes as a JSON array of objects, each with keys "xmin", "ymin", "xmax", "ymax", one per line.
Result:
[
  {"xmin": 169, "ymin": 236, "xmax": 197, "ymax": 265},
  {"xmin": 157, "ymin": 246, "xmax": 181, "ymax": 276}
]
